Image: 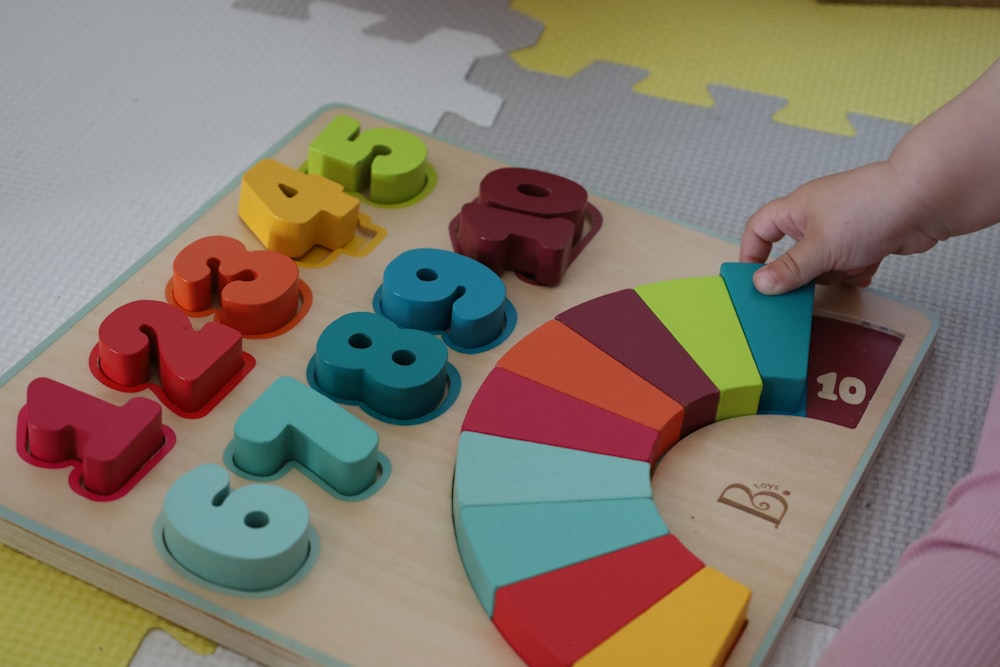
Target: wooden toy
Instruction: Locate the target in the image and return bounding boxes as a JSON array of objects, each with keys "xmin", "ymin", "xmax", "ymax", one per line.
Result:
[
  {"xmin": 492, "ymin": 534, "xmax": 704, "ymax": 667},
  {"xmin": 0, "ymin": 106, "xmax": 937, "ymax": 667},
  {"xmin": 720, "ymin": 262, "xmax": 814, "ymax": 413},
  {"xmin": 462, "ymin": 368, "xmax": 665, "ymax": 462},
  {"xmin": 555, "ymin": 288, "xmax": 719, "ymax": 435},
  {"xmin": 637, "ymin": 277, "xmax": 763, "ymax": 419}
]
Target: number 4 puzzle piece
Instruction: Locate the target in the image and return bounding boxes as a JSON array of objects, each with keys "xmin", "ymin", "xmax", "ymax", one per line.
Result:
[{"xmin": 16, "ymin": 377, "xmax": 174, "ymax": 499}]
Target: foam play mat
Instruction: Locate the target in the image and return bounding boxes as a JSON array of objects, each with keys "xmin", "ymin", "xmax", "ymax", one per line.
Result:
[{"xmin": 510, "ymin": 0, "xmax": 1000, "ymax": 134}]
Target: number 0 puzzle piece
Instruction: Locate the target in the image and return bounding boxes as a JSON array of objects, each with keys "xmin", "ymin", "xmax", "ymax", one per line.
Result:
[
  {"xmin": 377, "ymin": 247, "xmax": 512, "ymax": 351},
  {"xmin": 17, "ymin": 377, "xmax": 173, "ymax": 498},
  {"xmin": 239, "ymin": 158, "xmax": 362, "ymax": 259},
  {"xmin": 307, "ymin": 114, "xmax": 430, "ymax": 204},
  {"xmin": 160, "ymin": 464, "xmax": 312, "ymax": 592},
  {"xmin": 171, "ymin": 235, "xmax": 305, "ymax": 336},
  {"xmin": 93, "ymin": 300, "xmax": 249, "ymax": 415},
  {"xmin": 229, "ymin": 377, "xmax": 380, "ymax": 497}
]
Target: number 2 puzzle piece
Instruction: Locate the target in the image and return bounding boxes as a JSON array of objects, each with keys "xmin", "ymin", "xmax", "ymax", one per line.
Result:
[
  {"xmin": 229, "ymin": 377, "xmax": 380, "ymax": 497},
  {"xmin": 160, "ymin": 464, "xmax": 313, "ymax": 592},
  {"xmin": 449, "ymin": 167, "xmax": 602, "ymax": 286},
  {"xmin": 377, "ymin": 247, "xmax": 513, "ymax": 351},
  {"xmin": 170, "ymin": 235, "xmax": 305, "ymax": 336},
  {"xmin": 16, "ymin": 377, "xmax": 174, "ymax": 498},
  {"xmin": 93, "ymin": 300, "xmax": 249, "ymax": 416},
  {"xmin": 238, "ymin": 157, "xmax": 362, "ymax": 259},
  {"xmin": 309, "ymin": 311, "xmax": 453, "ymax": 422},
  {"xmin": 307, "ymin": 114, "xmax": 430, "ymax": 204}
]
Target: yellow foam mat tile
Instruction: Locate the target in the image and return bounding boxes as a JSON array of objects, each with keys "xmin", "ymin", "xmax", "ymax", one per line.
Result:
[
  {"xmin": 510, "ymin": 0, "xmax": 1000, "ymax": 135},
  {"xmin": 0, "ymin": 545, "xmax": 214, "ymax": 667}
]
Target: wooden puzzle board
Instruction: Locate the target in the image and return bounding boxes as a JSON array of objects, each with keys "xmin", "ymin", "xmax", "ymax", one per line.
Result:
[{"xmin": 0, "ymin": 106, "xmax": 936, "ymax": 667}]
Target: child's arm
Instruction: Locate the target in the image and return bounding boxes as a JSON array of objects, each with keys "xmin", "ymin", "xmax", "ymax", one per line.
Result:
[{"xmin": 741, "ymin": 58, "xmax": 1000, "ymax": 296}]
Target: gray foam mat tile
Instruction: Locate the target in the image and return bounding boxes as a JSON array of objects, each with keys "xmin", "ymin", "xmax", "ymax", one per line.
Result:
[
  {"xmin": 437, "ymin": 54, "xmax": 1000, "ymax": 627},
  {"xmin": 233, "ymin": 0, "xmax": 543, "ymax": 51}
]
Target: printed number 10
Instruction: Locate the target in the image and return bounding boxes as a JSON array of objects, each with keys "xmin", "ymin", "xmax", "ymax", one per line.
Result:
[{"xmin": 816, "ymin": 372, "xmax": 867, "ymax": 406}]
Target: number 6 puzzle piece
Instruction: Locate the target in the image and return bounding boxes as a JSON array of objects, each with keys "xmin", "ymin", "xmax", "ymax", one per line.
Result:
[
  {"xmin": 16, "ymin": 377, "xmax": 174, "ymax": 499},
  {"xmin": 228, "ymin": 376, "xmax": 381, "ymax": 498},
  {"xmin": 160, "ymin": 464, "xmax": 313, "ymax": 592}
]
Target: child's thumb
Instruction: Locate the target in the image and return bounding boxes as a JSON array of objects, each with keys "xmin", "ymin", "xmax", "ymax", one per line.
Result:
[{"xmin": 752, "ymin": 242, "xmax": 823, "ymax": 295}]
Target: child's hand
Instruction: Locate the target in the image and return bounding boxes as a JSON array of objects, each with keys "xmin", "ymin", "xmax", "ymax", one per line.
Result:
[{"xmin": 740, "ymin": 161, "xmax": 942, "ymax": 296}]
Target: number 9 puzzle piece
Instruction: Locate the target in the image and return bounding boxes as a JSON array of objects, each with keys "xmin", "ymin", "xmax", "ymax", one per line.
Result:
[
  {"xmin": 308, "ymin": 311, "xmax": 459, "ymax": 423},
  {"xmin": 159, "ymin": 464, "xmax": 314, "ymax": 593},
  {"xmin": 376, "ymin": 248, "xmax": 515, "ymax": 352}
]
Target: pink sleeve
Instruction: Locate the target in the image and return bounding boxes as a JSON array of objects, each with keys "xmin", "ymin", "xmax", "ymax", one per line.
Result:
[{"xmin": 817, "ymin": 372, "xmax": 1000, "ymax": 666}]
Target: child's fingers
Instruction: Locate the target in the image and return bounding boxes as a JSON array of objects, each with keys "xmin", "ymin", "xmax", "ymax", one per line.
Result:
[{"xmin": 752, "ymin": 238, "xmax": 827, "ymax": 295}]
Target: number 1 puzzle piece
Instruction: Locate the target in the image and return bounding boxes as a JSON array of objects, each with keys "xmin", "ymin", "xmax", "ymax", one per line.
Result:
[
  {"xmin": 229, "ymin": 376, "xmax": 380, "ymax": 497},
  {"xmin": 171, "ymin": 235, "xmax": 305, "ymax": 336},
  {"xmin": 160, "ymin": 464, "xmax": 312, "ymax": 592},
  {"xmin": 16, "ymin": 377, "xmax": 174, "ymax": 498},
  {"xmin": 93, "ymin": 300, "xmax": 249, "ymax": 415},
  {"xmin": 239, "ymin": 158, "xmax": 362, "ymax": 259},
  {"xmin": 307, "ymin": 114, "xmax": 430, "ymax": 204}
]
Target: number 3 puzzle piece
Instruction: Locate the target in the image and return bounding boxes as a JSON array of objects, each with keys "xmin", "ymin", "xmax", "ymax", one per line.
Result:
[
  {"xmin": 228, "ymin": 376, "xmax": 382, "ymax": 498},
  {"xmin": 170, "ymin": 235, "xmax": 306, "ymax": 336},
  {"xmin": 92, "ymin": 300, "xmax": 250, "ymax": 416},
  {"xmin": 377, "ymin": 247, "xmax": 514, "ymax": 351},
  {"xmin": 16, "ymin": 377, "xmax": 174, "ymax": 499},
  {"xmin": 160, "ymin": 464, "xmax": 313, "ymax": 592}
]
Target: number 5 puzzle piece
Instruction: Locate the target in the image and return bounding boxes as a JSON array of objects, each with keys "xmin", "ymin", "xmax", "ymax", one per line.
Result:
[
  {"xmin": 16, "ymin": 377, "xmax": 174, "ymax": 499},
  {"xmin": 227, "ymin": 376, "xmax": 382, "ymax": 498},
  {"xmin": 92, "ymin": 300, "xmax": 251, "ymax": 416},
  {"xmin": 238, "ymin": 158, "xmax": 365, "ymax": 259},
  {"xmin": 159, "ymin": 464, "xmax": 313, "ymax": 593},
  {"xmin": 307, "ymin": 114, "xmax": 430, "ymax": 204}
]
